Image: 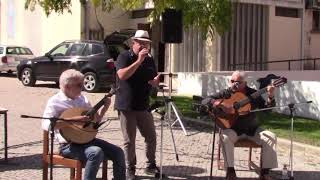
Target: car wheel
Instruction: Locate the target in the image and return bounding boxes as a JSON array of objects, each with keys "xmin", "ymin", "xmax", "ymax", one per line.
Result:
[
  {"xmin": 83, "ymin": 72, "xmax": 99, "ymax": 93},
  {"xmin": 21, "ymin": 67, "xmax": 36, "ymax": 86}
]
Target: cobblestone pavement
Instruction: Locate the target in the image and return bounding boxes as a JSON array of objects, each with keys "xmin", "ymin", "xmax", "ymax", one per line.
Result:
[{"xmin": 0, "ymin": 75, "xmax": 320, "ymax": 179}]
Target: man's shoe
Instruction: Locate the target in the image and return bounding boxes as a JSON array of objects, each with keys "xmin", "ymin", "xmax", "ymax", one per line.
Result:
[
  {"xmin": 145, "ymin": 163, "xmax": 166, "ymax": 178},
  {"xmin": 226, "ymin": 167, "xmax": 237, "ymax": 180},
  {"xmin": 260, "ymin": 174, "xmax": 273, "ymax": 180},
  {"xmin": 126, "ymin": 168, "xmax": 136, "ymax": 180}
]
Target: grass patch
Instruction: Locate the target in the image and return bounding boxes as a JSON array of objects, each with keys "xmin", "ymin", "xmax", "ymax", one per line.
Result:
[{"xmin": 157, "ymin": 95, "xmax": 320, "ymax": 147}]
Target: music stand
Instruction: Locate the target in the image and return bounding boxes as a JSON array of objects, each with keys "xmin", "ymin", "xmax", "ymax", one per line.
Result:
[
  {"xmin": 21, "ymin": 115, "xmax": 79, "ymax": 180},
  {"xmin": 250, "ymin": 100, "xmax": 313, "ymax": 180}
]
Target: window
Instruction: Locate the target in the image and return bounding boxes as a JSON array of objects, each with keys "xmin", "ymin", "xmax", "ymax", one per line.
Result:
[
  {"xmin": 313, "ymin": 11, "xmax": 320, "ymax": 31},
  {"xmin": 6, "ymin": 47, "xmax": 18, "ymax": 55},
  {"xmin": 92, "ymin": 44, "xmax": 104, "ymax": 55},
  {"xmin": 67, "ymin": 43, "xmax": 85, "ymax": 56},
  {"xmin": 275, "ymin": 7, "xmax": 299, "ymax": 18},
  {"xmin": 50, "ymin": 43, "xmax": 70, "ymax": 56},
  {"xmin": 82, "ymin": 44, "xmax": 91, "ymax": 56},
  {"xmin": 0, "ymin": 47, "xmax": 3, "ymax": 54}
]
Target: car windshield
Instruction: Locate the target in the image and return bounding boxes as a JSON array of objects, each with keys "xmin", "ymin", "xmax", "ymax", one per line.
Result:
[{"xmin": 50, "ymin": 43, "xmax": 70, "ymax": 56}]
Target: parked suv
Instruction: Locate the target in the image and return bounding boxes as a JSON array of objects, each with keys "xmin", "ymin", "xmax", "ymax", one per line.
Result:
[
  {"xmin": 17, "ymin": 40, "xmax": 115, "ymax": 92},
  {"xmin": 0, "ymin": 45, "xmax": 34, "ymax": 73}
]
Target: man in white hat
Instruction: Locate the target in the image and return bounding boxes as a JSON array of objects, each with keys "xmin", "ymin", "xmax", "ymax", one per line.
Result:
[{"xmin": 114, "ymin": 30, "xmax": 161, "ymax": 179}]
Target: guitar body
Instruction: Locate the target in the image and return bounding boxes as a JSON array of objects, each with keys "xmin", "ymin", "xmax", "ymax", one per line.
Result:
[
  {"xmin": 59, "ymin": 107, "xmax": 98, "ymax": 144},
  {"xmin": 214, "ymin": 92, "xmax": 251, "ymax": 129},
  {"xmin": 213, "ymin": 76, "xmax": 287, "ymax": 129}
]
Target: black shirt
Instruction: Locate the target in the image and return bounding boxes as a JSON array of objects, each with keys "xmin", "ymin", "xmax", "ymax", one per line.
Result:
[
  {"xmin": 210, "ymin": 86, "xmax": 275, "ymax": 136},
  {"xmin": 115, "ymin": 50, "xmax": 157, "ymax": 111}
]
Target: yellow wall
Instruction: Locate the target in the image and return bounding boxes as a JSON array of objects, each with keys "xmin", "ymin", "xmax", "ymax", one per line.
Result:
[{"xmin": 0, "ymin": 0, "xmax": 81, "ymax": 56}]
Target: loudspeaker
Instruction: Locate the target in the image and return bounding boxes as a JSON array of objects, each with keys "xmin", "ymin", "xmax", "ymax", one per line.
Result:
[{"xmin": 162, "ymin": 9, "xmax": 183, "ymax": 43}]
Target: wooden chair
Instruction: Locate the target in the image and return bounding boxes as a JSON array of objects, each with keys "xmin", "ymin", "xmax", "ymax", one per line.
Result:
[
  {"xmin": 217, "ymin": 129, "xmax": 263, "ymax": 174},
  {"xmin": 43, "ymin": 130, "xmax": 108, "ymax": 180}
]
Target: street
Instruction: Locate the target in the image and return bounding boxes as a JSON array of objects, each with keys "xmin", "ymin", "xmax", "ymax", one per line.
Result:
[{"xmin": 0, "ymin": 75, "xmax": 320, "ymax": 179}]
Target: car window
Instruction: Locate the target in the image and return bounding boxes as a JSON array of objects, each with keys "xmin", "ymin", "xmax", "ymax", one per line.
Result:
[
  {"xmin": 82, "ymin": 44, "xmax": 91, "ymax": 56},
  {"xmin": 67, "ymin": 43, "xmax": 85, "ymax": 56},
  {"xmin": 50, "ymin": 43, "xmax": 70, "ymax": 56},
  {"xmin": 6, "ymin": 47, "xmax": 18, "ymax": 55},
  {"xmin": 19, "ymin": 47, "xmax": 33, "ymax": 55},
  {"xmin": 0, "ymin": 47, "xmax": 3, "ymax": 54},
  {"xmin": 92, "ymin": 44, "xmax": 104, "ymax": 55}
]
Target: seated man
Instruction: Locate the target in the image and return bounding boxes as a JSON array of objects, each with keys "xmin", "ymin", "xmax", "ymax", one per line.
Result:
[
  {"xmin": 42, "ymin": 69, "xmax": 126, "ymax": 180},
  {"xmin": 204, "ymin": 71, "xmax": 278, "ymax": 180}
]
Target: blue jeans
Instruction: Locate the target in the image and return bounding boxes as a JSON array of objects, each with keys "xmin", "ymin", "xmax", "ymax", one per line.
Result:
[{"xmin": 60, "ymin": 138, "xmax": 126, "ymax": 180}]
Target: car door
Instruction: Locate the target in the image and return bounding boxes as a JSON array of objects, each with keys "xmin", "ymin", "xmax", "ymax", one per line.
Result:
[
  {"xmin": 33, "ymin": 42, "xmax": 71, "ymax": 80},
  {"xmin": 58, "ymin": 43, "xmax": 86, "ymax": 74}
]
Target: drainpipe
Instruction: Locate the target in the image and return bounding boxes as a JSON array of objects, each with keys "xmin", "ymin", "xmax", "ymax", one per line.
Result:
[
  {"xmin": 300, "ymin": 0, "xmax": 305, "ymax": 70},
  {"xmin": 83, "ymin": 0, "xmax": 90, "ymax": 40}
]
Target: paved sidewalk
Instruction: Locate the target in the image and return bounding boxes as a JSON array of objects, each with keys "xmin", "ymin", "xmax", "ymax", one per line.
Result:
[{"xmin": 0, "ymin": 77, "xmax": 320, "ymax": 179}]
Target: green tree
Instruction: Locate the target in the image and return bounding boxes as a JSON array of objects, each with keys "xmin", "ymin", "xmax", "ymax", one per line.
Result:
[{"xmin": 25, "ymin": 0, "xmax": 232, "ymax": 37}]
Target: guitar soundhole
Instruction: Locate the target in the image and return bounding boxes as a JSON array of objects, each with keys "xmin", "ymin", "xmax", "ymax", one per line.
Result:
[{"xmin": 81, "ymin": 111, "xmax": 88, "ymax": 116}]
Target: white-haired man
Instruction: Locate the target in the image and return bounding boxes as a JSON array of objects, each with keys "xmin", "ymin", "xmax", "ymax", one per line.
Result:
[
  {"xmin": 42, "ymin": 69, "xmax": 126, "ymax": 180},
  {"xmin": 203, "ymin": 71, "xmax": 278, "ymax": 180}
]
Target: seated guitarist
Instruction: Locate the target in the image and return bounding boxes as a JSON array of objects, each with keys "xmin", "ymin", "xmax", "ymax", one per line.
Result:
[
  {"xmin": 42, "ymin": 69, "xmax": 126, "ymax": 180},
  {"xmin": 205, "ymin": 71, "xmax": 278, "ymax": 180}
]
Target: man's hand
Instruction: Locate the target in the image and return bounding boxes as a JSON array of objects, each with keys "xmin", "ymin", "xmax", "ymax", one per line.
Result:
[
  {"xmin": 267, "ymin": 85, "xmax": 275, "ymax": 98},
  {"xmin": 148, "ymin": 74, "xmax": 160, "ymax": 87},
  {"xmin": 137, "ymin": 48, "xmax": 149, "ymax": 63}
]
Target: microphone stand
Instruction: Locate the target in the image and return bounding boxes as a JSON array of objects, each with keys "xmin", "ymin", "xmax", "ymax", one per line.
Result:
[
  {"xmin": 153, "ymin": 86, "xmax": 180, "ymax": 180},
  {"xmin": 209, "ymin": 115, "xmax": 217, "ymax": 180},
  {"xmin": 250, "ymin": 100, "xmax": 312, "ymax": 180},
  {"xmin": 21, "ymin": 115, "xmax": 78, "ymax": 180}
]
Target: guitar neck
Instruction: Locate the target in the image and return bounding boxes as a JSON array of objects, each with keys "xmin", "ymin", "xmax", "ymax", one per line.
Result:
[{"xmin": 85, "ymin": 96, "xmax": 107, "ymax": 117}]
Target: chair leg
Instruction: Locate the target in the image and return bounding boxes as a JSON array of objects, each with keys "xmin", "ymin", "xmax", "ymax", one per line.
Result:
[
  {"xmin": 249, "ymin": 147, "xmax": 253, "ymax": 170},
  {"xmin": 217, "ymin": 139, "xmax": 224, "ymax": 170},
  {"xmin": 102, "ymin": 160, "xmax": 108, "ymax": 180},
  {"xmin": 70, "ymin": 168, "xmax": 75, "ymax": 180},
  {"xmin": 76, "ymin": 164, "xmax": 82, "ymax": 180},
  {"xmin": 260, "ymin": 148, "xmax": 263, "ymax": 177},
  {"xmin": 43, "ymin": 160, "xmax": 48, "ymax": 180}
]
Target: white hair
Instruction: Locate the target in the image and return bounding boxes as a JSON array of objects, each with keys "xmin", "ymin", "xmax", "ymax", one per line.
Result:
[
  {"xmin": 232, "ymin": 70, "xmax": 246, "ymax": 81},
  {"xmin": 59, "ymin": 69, "xmax": 84, "ymax": 90}
]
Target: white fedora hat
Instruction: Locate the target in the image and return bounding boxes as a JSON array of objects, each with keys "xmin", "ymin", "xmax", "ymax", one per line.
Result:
[{"xmin": 132, "ymin": 30, "xmax": 152, "ymax": 42}]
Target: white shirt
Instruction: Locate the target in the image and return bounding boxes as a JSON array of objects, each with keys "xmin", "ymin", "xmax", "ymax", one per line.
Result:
[{"xmin": 42, "ymin": 90, "xmax": 91, "ymax": 143}]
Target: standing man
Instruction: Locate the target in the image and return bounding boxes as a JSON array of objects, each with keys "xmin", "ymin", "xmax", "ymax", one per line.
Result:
[
  {"xmin": 203, "ymin": 71, "xmax": 278, "ymax": 180},
  {"xmin": 115, "ymin": 30, "xmax": 161, "ymax": 180}
]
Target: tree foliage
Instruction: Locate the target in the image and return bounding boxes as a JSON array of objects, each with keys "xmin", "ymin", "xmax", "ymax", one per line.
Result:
[{"xmin": 25, "ymin": 0, "xmax": 232, "ymax": 37}]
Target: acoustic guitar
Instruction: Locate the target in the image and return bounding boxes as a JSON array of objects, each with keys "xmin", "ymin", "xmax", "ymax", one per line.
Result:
[
  {"xmin": 59, "ymin": 88, "xmax": 117, "ymax": 144},
  {"xmin": 212, "ymin": 77, "xmax": 287, "ymax": 129}
]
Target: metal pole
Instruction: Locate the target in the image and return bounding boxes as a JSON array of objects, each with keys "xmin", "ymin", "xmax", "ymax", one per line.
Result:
[{"xmin": 300, "ymin": 0, "xmax": 305, "ymax": 70}]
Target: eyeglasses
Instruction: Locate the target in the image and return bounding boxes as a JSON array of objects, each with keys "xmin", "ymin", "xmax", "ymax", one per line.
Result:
[{"xmin": 230, "ymin": 80, "xmax": 242, "ymax": 83}]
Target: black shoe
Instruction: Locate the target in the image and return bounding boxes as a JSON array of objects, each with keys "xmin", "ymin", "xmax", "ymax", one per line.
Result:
[
  {"xmin": 126, "ymin": 167, "xmax": 136, "ymax": 180},
  {"xmin": 145, "ymin": 163, "xmax": 166, "ymax": 178},
  {"xmin": 226, "ymin": 167, "xmax": 237, "ymax": 180}
]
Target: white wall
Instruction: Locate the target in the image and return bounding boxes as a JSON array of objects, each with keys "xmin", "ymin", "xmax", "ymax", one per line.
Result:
[
  {"xmin": 175, "ymin": 71, "xmax": 320, "ymax": 120},
  {"xmin": 0, "ymin": 0, "xmax": 81, "ymax": 56}
]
